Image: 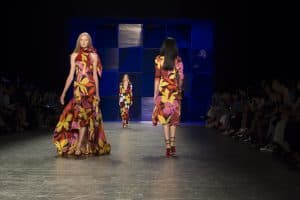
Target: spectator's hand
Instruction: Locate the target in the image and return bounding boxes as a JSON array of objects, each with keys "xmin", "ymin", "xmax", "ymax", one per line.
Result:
[{"xmin": 6, "ymin": 104, "xmax": 15, "ymax": 110}]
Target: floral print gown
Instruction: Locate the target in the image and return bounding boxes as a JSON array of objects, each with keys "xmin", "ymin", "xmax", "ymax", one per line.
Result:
[
  {"xmin": 53, "ymin": 48, "xmax": 111, "ymax": 156},
  {"xmin": 119, "ymin": 82, "xmax": 133, "ymax": 123},
  {"xmin": 152, "ymin": 56, "xmax": 184, "ymax": 126}
]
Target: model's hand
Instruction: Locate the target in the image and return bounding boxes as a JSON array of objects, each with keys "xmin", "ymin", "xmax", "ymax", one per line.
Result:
[
  {"xmin": 96, "ymin": 94, "xmax": 100, "ymax": 102},
  {"xmin": 60, "ymin": 93, "xmax": 65, "ymax": 105},
  {"xmin": 178, "ymin": 89, "xmax": 183, "ymax": 100}
]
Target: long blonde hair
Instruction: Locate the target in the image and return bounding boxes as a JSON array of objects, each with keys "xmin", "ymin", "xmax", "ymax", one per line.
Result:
[{"xmin": 72, "ymin": 32, "xmax": 94, "ymax": 53}]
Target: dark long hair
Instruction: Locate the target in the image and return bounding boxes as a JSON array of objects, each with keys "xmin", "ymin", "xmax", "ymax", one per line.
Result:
[{"xmin": 160, "ymin": 37, "xmax": 178, "ymax": 71}]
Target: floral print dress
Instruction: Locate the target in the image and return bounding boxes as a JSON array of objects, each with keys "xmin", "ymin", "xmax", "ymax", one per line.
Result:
[
  {"xmin": 152, "ymin": 56, "xmax": 184, "ymax": 126},
  {"xmin": 119, "ymin": 82, "xmax": 133, "ymax": 123},
  {"xmin": 53, "ymin": 48, "xmax": 111, "ymax": 156}
]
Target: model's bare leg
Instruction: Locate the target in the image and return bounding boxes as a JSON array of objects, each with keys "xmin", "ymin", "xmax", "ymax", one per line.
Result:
[
  {"xmin": 163, "ymin": 125, "xmax": 171, "ymax": 157},
  {"xmin": 170, "ymin": 125, "xmax": 177, "ymax": 156},
  {"xmin": 75, "ymin": 126, "xmax": 87, "ymax": 156}
]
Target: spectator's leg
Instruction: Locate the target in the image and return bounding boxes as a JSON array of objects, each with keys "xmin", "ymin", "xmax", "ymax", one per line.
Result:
[{"xmin": 273, "ymin": 118, "xmax": 290, "ymax": 152}]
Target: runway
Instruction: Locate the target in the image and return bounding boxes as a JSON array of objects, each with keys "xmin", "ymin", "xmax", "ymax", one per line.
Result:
[{"xmin": 0, "ymin": 122, "xmax": 299, "ymax": 200}]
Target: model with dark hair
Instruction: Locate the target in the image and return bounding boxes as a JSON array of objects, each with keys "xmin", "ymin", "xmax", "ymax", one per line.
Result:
[{"xmin": 152, "ymin": 37, "xmax": 184, "ymax": 157}]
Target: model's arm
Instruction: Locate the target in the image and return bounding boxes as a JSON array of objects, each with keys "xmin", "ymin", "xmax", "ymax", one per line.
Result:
[
  {"xmin": 130, "ymin": 84, "xmax": 133, "ymax": 105},
  {"xmin": 97, "ymin": 56, "xmax": 103, "ymax": 78},
  {"xmin": 91, "ymin": 53, "xmax": 100, "ymax": 99},
  {"xmin": 119, "ymin": 83, "xmax": 122, "ymax": 106},
  {"xmin": 154, "ymin": 57, "xmax": 161, "ymax": 102},
  {"xmin": 177, "ymin": 61, "xmax": 184, "ymax": 92},
  {"xmin": 60, "ymin": 53, "xmax": 76, "ymax": 105},
  {"xmin": 154, "ymin": 78, "xmax": 160, "ymax": 101}
]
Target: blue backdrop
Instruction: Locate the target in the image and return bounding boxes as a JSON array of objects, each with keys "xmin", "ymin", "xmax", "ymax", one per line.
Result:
[{"xmin": 66, "ymin": 19, "xmax": 214, "ymax": 122}]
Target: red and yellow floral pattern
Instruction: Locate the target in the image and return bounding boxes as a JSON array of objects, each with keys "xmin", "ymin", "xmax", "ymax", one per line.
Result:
[
  {"xmin": 152, "ymin": 56, "xmax": 184, "ymax": 126},
  {"xmin": 119, "ymin": 82, "xmax": 133, "ymax": 123},
  {"xmin": 53, "ymin": 48, "xmax": 111, "ymax": 156}
]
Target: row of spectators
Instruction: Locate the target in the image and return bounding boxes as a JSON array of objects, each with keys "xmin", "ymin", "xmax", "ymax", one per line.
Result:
[
  {"xmin": 205, "ymin": 80, "xmax": 300, "ymax": 167},
  {"xmin": 0, "ymin": 76, "xmax": 61, "ymax": 133}
]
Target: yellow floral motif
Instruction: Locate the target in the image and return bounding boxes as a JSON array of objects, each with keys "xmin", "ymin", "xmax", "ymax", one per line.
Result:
[
  {"xmin": 158, "ymin": 115, "xmax": 171, "ymax": 125},
  {"xmin": 93, "ymin": 97, "xmax": 99, "ymax": 114},
  {"xmin": 159, "ymin": 80, "xmax": 169, "ymax": 87},
  {"xmin": 169, "ymin": 72, "xmax": 176, "ymax": 79},
  {"xmin": 161, "ymin": 89, "xmax": 176, "ymax": 103},
  {"xmin": 96, "ymin": 113, "xmax": 101, "ymax": 122},
  {"xmin": 74, "ymin": 77, "xmax": 89, "ymax": 96},
  {"xmin": 54, "ymin": 139, "xmax": 68, "ymax": 155},
  {"xmin": 155, "ymin": 56, "xmax": 164, "ymax": 69},
  {"xmin": 81, "ymin": 53, "xmax": 88, "ymax": 62},
  {"xmin": 56, "ymin": 113, "xmax": 73, "ymax": 132},
  {"xmin": 78, "ymin": 107, "xmax": 91, "ymax": 121},
  {"xmin": 99, "ymin": 139, "xmax": 104, "ymax": 147},
  {"xmin": 89, "ymin": 118, "xmax": 94, "ymax": 136},
  {"xmin": 104, "ymin": 143, "xmax": 111, "ymax": 154}
]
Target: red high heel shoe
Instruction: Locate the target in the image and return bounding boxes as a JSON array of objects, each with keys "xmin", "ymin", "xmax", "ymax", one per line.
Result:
[
  {"xmin": 170, "ymin": 137, "xmax": 177, "ymax": 157},
  {"xmin": 165, "ymin": 139, "xmax": 171, "ymax": 158},
  {"xmin": 166, "ymin": 148, "xmax": 171, "ymax": 158},
  {"xmin": 171, "ymin": 146, "xmax": 177, "ymax": 157}
]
